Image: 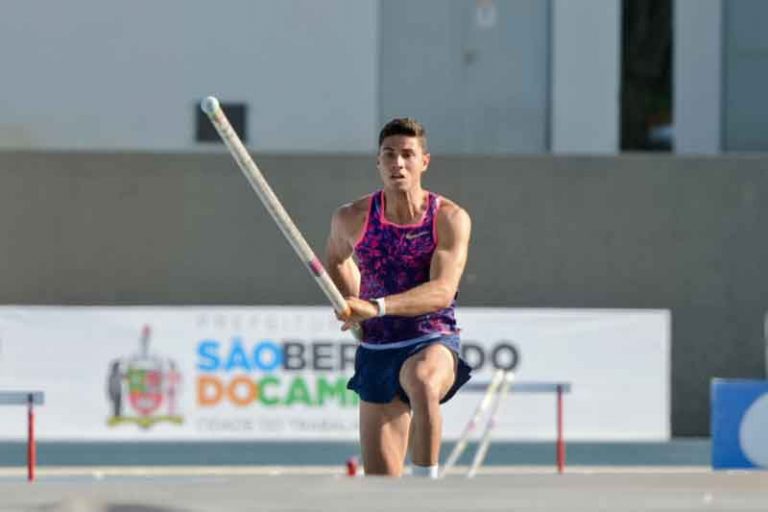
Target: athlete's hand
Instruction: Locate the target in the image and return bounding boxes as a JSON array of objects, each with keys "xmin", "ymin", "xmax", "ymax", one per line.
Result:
[{"xmin": 336, "ymin": 296, "xmax": 378, "ymax": 331}]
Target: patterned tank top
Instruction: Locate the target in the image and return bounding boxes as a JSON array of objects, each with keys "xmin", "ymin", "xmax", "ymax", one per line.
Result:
[{"xmin": 354, "ymin": 190, "xmax": 458, "ymax": 345}]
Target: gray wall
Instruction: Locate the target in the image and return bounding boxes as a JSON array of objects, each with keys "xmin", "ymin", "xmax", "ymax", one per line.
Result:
[
  {"xmin": 1, "ymin": 151, "xmax": 766, "ymax": 436},
  {"xmin": 0, "ymin": 0, "xmax": 377, "ymax": 152},
  {"xmin": 378, "ymin": 0, "xmax": 550, "ymax": 154},
  {"xmin": 674, "ymin": 0, "xmax": 722, "ymax": 154},
  {"xmin": 723, "ymin": 0, "xmax": 768, "ymax": 151}
]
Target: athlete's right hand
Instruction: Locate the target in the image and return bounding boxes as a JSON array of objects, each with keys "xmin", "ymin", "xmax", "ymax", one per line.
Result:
[{"xmin": 336, "ymin": 296, "xmax": 378, "ymax": 331}]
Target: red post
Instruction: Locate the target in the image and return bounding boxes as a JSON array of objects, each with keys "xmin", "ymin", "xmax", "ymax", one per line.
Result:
[
  {"xmin": 556, "ymin": 385, "xmax": 565, "ymax": 474},
  {"xmin": 27, "ymin": 394, "xmax": 35, "ymax": 482},
  {"xmin": 346, "ymin": 456, "xmax": 359, "ymax": 477}
]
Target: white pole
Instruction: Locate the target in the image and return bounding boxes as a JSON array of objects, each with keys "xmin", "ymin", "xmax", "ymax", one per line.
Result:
[
  {"xmin": 440, "ymin": 370, "xmax": 505, "ymax": 477},
  {"xmin": 200, "ymin": 96, "xmax": 350, "ymax": 318},
  {"xmin": 467, "ymin": 371, "xmax": 514, "ymax": 478}
]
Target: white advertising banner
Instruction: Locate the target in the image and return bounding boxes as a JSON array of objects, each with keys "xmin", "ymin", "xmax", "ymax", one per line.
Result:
[{"xmin": 0, "ymin": 306, "xmax": 669, "ymax": 441}]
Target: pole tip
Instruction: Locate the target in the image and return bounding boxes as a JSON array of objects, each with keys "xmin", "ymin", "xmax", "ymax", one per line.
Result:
[{"xmin": 200, "ymin": 96, "xmax": 220, "ymax": 115}]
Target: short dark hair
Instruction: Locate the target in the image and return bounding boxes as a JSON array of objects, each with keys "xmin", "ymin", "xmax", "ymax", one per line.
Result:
[{"xmin": 378, "ymin": 118, "xmax": 428, "ymax": 152}]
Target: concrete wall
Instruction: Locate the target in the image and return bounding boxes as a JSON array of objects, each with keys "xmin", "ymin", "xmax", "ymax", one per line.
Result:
[
  {"xmin": 0, "ymin": 0, "xmax": 377, "ymax": 152},
  {"xmin": 673, "ymin": 0, "xmax": 722, "ymax": 154},
  {"xmin": 722, "ymin": 0, "xmax": 768, "ymax": 151},
  {"xmin": 551, "ymin": 0, "xmax": 621, "ymax": 154},
  {"xmin": 0, "ymin": 0, "xmax": 629, "ymax": 155},
  {"xmin": 379, "ymin": 0, "xmax": 551, "ymax": 154},
  {"xmin": 1, "ymin": 151, "xmax": 767, "ymax": 436}
]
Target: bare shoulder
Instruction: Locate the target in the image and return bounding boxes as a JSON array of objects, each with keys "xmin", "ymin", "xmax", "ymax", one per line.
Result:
[
  {"xmin": 332, "ymin": 194, "xmax": 372, "ymax": 237},
  {"xmin": 436, "ymin": 195, "xmax": 471, "ymax": 227},
  {"xmin": 334, "ymin": 194, "xmax": 370, "ymax": 223}
]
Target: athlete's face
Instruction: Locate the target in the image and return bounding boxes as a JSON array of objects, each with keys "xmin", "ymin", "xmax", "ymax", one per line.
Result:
[{"xmin": 377, "ymin": 135, "xmax": 430, "ymax": 191}]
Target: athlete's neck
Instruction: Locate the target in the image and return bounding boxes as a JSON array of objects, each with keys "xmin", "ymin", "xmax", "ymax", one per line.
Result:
[{"xmin": 383, "ymin": 188, "xmax": 428, "ymax": 225}]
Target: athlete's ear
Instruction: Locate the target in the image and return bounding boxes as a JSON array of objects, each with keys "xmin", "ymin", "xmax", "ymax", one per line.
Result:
[{"xmin": 422, "ymin": 152, "xmax": 431, "ymax": 170}]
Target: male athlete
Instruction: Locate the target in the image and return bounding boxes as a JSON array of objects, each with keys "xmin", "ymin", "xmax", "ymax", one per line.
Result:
[{"xmin": 325, "ymin": 118, "xmax": 472, "ymax": 478}]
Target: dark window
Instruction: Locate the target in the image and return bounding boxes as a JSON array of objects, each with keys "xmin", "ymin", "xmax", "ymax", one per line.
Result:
[
  {"xmin": 621, "ymin": 0, "xmax": 672, "ymax": 151},
  {"xmin": 196, "ymin": 102, "xmax": 248, "ymax": 143}
]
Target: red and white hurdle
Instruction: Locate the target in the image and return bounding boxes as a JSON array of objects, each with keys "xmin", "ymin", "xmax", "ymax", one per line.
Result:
[{"xmin": 441, "ymin": 375, "xmax": 571, "ymax": 477}]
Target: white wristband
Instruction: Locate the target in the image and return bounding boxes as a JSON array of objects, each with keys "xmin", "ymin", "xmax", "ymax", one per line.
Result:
[{"xmin": 372, "ymin": 297, "xmax": 386, "ymax": 317}]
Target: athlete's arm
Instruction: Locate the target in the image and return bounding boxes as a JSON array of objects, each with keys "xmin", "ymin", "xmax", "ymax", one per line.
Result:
[
  {"xmin": 386, "ymin": 202, "xmax": 471, "ymax": 315},
  {"xmin": 342, "ymin": 201, "xmax": 471, "ymax": 322},
  {"xmin": 325, "ymin": 201, "xmax": 365, "ymax": 300}
]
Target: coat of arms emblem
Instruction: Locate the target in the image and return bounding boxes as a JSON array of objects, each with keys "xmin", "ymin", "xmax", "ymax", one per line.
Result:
[{"xmin": 107, "ymin": 325, "xmax": 183, "ymax": 429}]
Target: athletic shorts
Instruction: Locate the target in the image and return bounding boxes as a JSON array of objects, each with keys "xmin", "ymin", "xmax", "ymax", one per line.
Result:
[{"xmin": 346, "ymin": 334, "xmax": 472, "ymax": 405}]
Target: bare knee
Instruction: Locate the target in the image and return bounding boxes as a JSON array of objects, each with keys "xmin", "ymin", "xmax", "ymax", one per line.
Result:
[{"xmin": 402, "ymin": 364, "xmax": 443, "ymax": 409}]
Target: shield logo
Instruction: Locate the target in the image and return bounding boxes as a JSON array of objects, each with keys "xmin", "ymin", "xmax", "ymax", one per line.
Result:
[{"xmin": 127, "ymin": 366, "xmax": 164, "ymax": 416}]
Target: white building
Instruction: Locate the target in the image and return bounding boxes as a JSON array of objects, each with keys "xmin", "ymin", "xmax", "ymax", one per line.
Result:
[{"xmin": 0, "ymin": 1, "xmax": 762, "ymax": 154}]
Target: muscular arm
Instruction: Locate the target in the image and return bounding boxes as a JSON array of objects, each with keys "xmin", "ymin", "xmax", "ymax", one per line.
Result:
[
  {"xmin": 384, "ymin": 202, "xmax": 471, "ymax": 316},
  {"xmin": 340, "ymin": 201, "xmax": 472, "ymax": 324},
  {"xmin": 325, "ymin": 201, "xmax": 365, "ymax": 299}
]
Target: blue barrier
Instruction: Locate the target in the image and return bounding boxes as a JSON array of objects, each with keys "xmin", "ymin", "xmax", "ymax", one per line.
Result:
[{"xmin": 711, "ymin": 379, "xmax": 768, "ymax": 469}]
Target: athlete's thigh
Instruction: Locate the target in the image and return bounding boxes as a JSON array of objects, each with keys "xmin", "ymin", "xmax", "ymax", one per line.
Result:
[
  {"xmin": 359, "ymin": 398, "xmax": 411, "ymax": 476},
  {"xmin": 399, "ymin": 343, "xmax": 457, "ymax": 400}
]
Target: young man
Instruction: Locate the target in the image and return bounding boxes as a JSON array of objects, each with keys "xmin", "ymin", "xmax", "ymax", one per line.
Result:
[{"xmin": 325, "ymin": 118, "xmax": 472, "ymax": 478}]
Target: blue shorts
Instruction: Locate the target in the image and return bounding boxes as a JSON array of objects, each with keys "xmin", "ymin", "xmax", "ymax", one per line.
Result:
[{"xmin": 346, "ymin": 335, "xmax": 472, "ymax": 405}]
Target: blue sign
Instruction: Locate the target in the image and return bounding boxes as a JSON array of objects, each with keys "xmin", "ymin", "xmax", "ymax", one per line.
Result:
[{"xmin": 711, "ymin": 379, "xmax": 768, "ymax": 469}]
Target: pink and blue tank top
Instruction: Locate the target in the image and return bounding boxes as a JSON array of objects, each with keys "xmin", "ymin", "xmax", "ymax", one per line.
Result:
[{"xmin": 354, "ymin": 190, "xmax": 458, "ymax": 346}]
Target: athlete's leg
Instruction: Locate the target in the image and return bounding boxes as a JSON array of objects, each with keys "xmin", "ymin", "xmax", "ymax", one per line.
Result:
[
  {"xmin": 399, "ymin": 343, "xmax": 457, "ymax": 467},
  {"xmin": 359, "ymin": 398, "xmax": 411, "ymax": 476}
]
